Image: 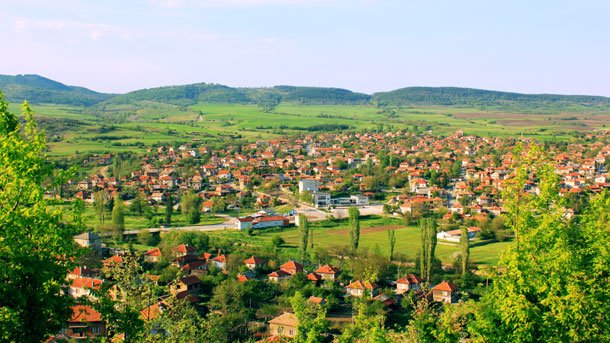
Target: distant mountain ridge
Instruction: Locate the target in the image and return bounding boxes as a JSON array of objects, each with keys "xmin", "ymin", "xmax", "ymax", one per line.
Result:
[
  {"xmin": 0, "ymin": 74, "xmax": 113, "ymax": 106},
  {"xmin": 2, "ymin": 74, "xmax": 610, "ymax": 111}
]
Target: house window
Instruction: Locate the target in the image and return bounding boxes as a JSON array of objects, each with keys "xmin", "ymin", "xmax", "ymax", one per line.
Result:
[
  {"xmin": 92, "ymin": 325, "xmax": 100, "ymax": 333},
  {"xmin": 277, "ymin": 326, "xmax": 284, "ymax": 334},
  {"xmin": 289, "ymin": 329, "xmax": 295, "ymax": 336},
  {"xmin": 443, "ymin": 291, "xmax": 448, "ymax": 296}
]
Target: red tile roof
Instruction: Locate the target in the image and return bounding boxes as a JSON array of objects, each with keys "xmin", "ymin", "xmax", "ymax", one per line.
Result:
[{"xmin": 70, "ymin": 305, "xmax": 102, "ymax": 323}]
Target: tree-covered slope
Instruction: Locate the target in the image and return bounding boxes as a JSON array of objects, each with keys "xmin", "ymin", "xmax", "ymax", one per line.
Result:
[
  {"xmin": 372, "ymin": 87, "xmax": 610, "ymax": 109},
  {"xmin": 0, "ymin": 74, "xmax": 113, "ymax": 106},
  {"xmin": 99, "ymin": 83, "xmax": 371, "ymax": 107}
]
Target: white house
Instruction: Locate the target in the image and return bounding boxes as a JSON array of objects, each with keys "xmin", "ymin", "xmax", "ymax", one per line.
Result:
[
  {"xmin": 298, "ymin": 179, "xmax": 319, "ymax": 193},
  {"xmin": 237, "ymin": 217, "xmax": 253, "ymax": 230},
  {"xmin": 436, "ymin": 227, "xmax": 482, "ymax": 243},
  {"xmin": 313, "ymin": 192, "xmax": 331, "ymax": 207}
]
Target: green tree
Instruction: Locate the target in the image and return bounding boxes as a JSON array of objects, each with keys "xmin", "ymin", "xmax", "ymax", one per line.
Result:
[
  {"xmin": 388, "ymin": 229, "xmax": 396, "ymax": 261},
  {"xmin": 0, "ymin": 98, "xmax": 78, "ymax": 341},
  {"xmin": 111, "ymin": 193, "xmax": 125, "ymax": 242},
  {"xmin": 71, "ymin": 197, "xmax": 86, "ymax": 231},
  {"xmin": 349, "ymin": 207, "xmax": 361, "ymax": 252},
  {"xmin": 129, "ymin": 193, "xmax": 147, "ymax": 216},
  {"xmin": 471, "ymin": 147, "xmax": 610, "ymax": 342},
  {"xmin": 460, "ymin": 226, "xmax": 470, "ymax": 277},
  {"xmin": 419, "ymin": 218, "xmax": 437, "ymax": 282},
  {"xmin": 340, "ymin": 301, "xmax": 390, "ymax": 343},
  {"xmin": 290, "ymin": 291, "xmax": 328, "ymax": 343},
  {"xmin": 299, "ymin": 215, "xmax": 310, "ymax": 262},
  {"xmin": 93, "ymin": 190, "xmax": 110, "ymax": 224},
  {"xmin": 181, "ymin": 190, "xmax": 202, "ymax": 225},
  {"xmin": 164, "ymin": 194, "xmax": 173, "ymax": 226}
]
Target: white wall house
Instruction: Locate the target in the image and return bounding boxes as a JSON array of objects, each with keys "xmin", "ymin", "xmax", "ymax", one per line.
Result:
[
  {"xmin": 298, "ymin": 179, "xmax": 319, "ymax": 193},
  {"xmin": 436, "ymin": 227, "xmax": 482, "ymax": 243}
]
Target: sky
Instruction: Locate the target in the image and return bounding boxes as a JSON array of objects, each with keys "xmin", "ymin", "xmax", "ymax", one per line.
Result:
[{"xmin": 1, "ymin": 0, "xmax": 609, "ymax": 96}]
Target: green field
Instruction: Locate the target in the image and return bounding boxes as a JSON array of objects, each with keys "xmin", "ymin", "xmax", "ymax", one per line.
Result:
[
  {"xmin": 7, "ymin": 100, "xmax": 605, "ymax": 158},
  {"xmin": 203, "ymin": 216, "xmax": 511, "ymax": 266}
]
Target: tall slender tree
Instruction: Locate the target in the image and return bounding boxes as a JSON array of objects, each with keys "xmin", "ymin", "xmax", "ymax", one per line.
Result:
[
  {"xmin": 164, "ymin": 194, "xmax": 173, "ymax": 226},
  {"xmin": 388, "ymin": 229, "xmax": 396, "ymax": 261},
  {"xmin": 419, "ymin": 218, "xmax": 437, "ymax": 282},
  {"xmin": 111, "ymin": 193, "xmax": 125, "ymax": 242},
  {"xmin": 460, "ymin": 226, "xmax": 470, "ymax": 277},
  {"xmin": 349, "ymin": 207, "xmax": 361, "ymax": 252},
  {"xmin": 298, "ymin": 215, "xmax": 310, "ymax": 262}
]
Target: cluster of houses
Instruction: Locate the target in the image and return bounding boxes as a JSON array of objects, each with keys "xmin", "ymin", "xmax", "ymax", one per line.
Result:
[{"xmin": 64, "ymin": 130, "xmax": 609, "ymax": 235}]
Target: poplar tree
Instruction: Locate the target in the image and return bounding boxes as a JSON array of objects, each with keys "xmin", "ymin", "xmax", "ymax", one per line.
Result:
[
  {"xmin": 349, "ymin": 207, "xmax": 361, "ymax": 252},
  {"xmin": 460, "ymin": 226, "xmax": 470, "ymax": 277},
  {"xmin": 419, "ymin": 218, "xmax": 437, "ymax": 282},
  {"xmin": 299, "ymin": 215, "xmax": 310, "ymax": 262},
  {"xmin": 111, "ymin": 193, "xmax": 125, "ymax": 241},
  {"xmin": 388, "ymin": 229, "xmax": 396, "ymax": 261},
  {"xmin": 164, "ymin": 194, "xmax": 173, "ymax": 226}
]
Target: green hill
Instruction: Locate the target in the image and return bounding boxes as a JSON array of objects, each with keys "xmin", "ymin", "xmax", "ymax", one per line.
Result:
[
  {"xmin": 0, "ymin": 74, "xmax": 113, "ymax": 106},
  {"xmin": 372, "ymin": 87, "xmax": 610, "ymax": 111}
]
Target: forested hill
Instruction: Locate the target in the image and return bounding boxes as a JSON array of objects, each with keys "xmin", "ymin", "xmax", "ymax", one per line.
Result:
[
  {"xmin": 0, "ymin": 74, "xmax": 113, "ymax": 106},
  {"xmin": 98, "ymin": 83, "xmax": 372, "ymax": 107},
  {"xmin": 372, "ymin": 87, "xmax": 610, "ymax": 109},
  {"xmin": 2, "ymin": 74, "xmax": 610, "ymax": 110}
]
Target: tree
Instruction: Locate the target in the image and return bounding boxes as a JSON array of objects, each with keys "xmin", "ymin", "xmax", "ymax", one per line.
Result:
[
  {"xmin": 164, "ymin": 194, "xmax": 173, "ymax": 226},
  {"xmin": 460, "ymin": 226, "xmax": 470, "ymax": 277},
  {"xmin": 111, "ymin": 193, "xmax": 125, "ymax": 242},
  {"xmin": 129, "ymin": 193, "xmax": 147, "ymax": 216},
  {"xmin": 419, "ymin": 218, "xmax": 437, "ymax": 282},
  {"xmin": 388, "ymin": 229, "xmax": 396, "ymax": 261},
  {"xmin": 290, "ymin": 291, "xmax": 328, "ymax": 342},
  {"xmin": 299, "ymin": 215, "xmax": 310, "ymax": 262},
  {"xmin": 470, "ymin": 147, "xmax": 610, "ymax": 342},
  {"xmin": 339, "ymin": 301, "xmax": 390, "ymax": 343},
  {"xmin": 349, "ymin": 207, "xmax": 361, "ymax": 252},
  {"xmin": 0, "ymin": 97, "xmax": 78, "ymax": 341},
  {"xmin": 181, "ymin": 190, "xmax": 202, "ymax": 225},
  {"xmin": 93, "ymin": 190, "xmax": 110, "ymax": 224},
  {"xmin": 72, "ymin": 198, "xmax": 86, "ymax": 231}
]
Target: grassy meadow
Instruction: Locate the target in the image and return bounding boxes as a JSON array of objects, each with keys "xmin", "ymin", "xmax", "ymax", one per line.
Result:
[{"xmin": 6, "ymin": 100, "xmax": 606, "ymax": 158}]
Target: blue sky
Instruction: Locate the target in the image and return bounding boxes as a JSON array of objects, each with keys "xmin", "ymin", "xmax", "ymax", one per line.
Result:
[{"xmin": 2, "ymin": 0, "xmax": 609, "ymax": 95}]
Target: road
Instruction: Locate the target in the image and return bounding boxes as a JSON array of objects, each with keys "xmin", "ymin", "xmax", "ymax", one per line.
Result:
[{"xmin": 123, "ymin": 215, "xmax": 238, "ymax": 235}]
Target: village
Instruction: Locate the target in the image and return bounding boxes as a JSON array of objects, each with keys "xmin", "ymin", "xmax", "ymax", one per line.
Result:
[{"xmin": 54, "ymin": 129, "xmax": 610, "ymax": 341}]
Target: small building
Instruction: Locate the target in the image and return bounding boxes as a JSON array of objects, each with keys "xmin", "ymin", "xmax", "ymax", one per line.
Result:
[
  {"xmin": 68, "ymin": 277, "xmax": 103, "ymax": 299},
  {"xmin": 211, "ymin": 254, "xmax": 227, "ymax": 270},
  {"xmin": 244, "ymin": 255, "xmax": 266, "ymax": 270},
  {"xmin": 268, "ymin": 270, "xmax": 291, "ymax": 283},
  {"xmin": 395, "ymin": 274, "xmax": 423, "ymax": 294},
  {"xmin": 73, "ymin": 232, "xmax": 102, "ymax": 251},
  {"xmin": 313, "ymin": 192, "xmax": 331, "ymax": 207},
  {"xmin": 237, "ymin": 217, "xmax": 253, "ymax": 230},
  {"xmin": 253, "ymin": 216, "xmax": 290, "ymax": 229},
  {"xmin": 315, "ymin": 264, "xmax": 340, "ymax": 282},
  {"xmin": 144, "ymin": 247, "xmax": 162, "ymax": 263},
  {"xmin": 298, "ymin": 179, "xmax": 319, "ymax": 193},
  {"xmin": 436, "ymin": 227, "xmax": 482, "ymax": 243},
  {"xmin": 268, "ymin": 312, "xmax": 298, "ymax": 338},
  {"xmin": 432, "ymin": 281, "xmax": 458, "ymax": 303},
  {"xmin": 280, "ymin": 260, "xmax": 303, "ymax": 275},
  {"xmin": 173, "ymin": 244, "xmax": 197, "ymax": 257},
  {"xmin": 171, "ymin": 275, "xmax": 201, "ymax": 296},
  {"xmin": 307, "ymin": 296, "xmax": 326, "ymax": 306},
  {"xmin": 346, "ymin": 280, "xmax": 378, "ymax": 297},
  {"xmin": 62, "ymin": 305, "xmax": 105, "ymax": 339}
]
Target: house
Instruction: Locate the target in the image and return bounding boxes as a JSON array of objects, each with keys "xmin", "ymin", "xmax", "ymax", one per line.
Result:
[
  {"xmin": 436, "ymin": 227, "xmax": 482, "ymax": 243},
  {"xmin": 237, "ymin": 217, "xmax": 253, "ymax": 230},
  {"xmin": 268, "ymin": 312, "xmax": 298, "ymax": 338},
  {"xmin": 62, "ymin": 305, "xmax": 105, "ymax": 339},
  {"xmin": 268, "ymin": 270, "xmax": 291, "ymax": 283},
  {"xmin": 68, "ymin": 277, "xmax": 103, "ymax": 299},
  {"xmin": 102, "ymin": 254, "xmax": 123, "ymax": 268},
  {"xmin": 313, "ymin": 192, "xmax": 331, "ymax": 207},
  {"xmin": 244, "ymin": 255, "xmax": 266, "ymax": 270},
  {"xmin": 280, "ymin": 260, "xmax": 303, "ymax": 275},
  {"xmin": 68, "ymin": 266, "xmax": 97, "ymax": 280},
  {"xmin": 346, "ymin": 280, "xmax": 378, "ymax": 297},
  {"xmin": 432, "ymin": 281, "xmax": 458, "ymax": 303},
  {"xmin": 307, "ymin": 272, "xmax": 322, "ymax": 285},
  {"xmin": 171, "ymin": 275, "xmax": 201, "ymax": 296},
  {"xmin": 144, "ymin": 248, "xmax": 162, "ymax": 263},
  {"xmin": 140, "ymin": 301, "xmax": 167, "ymax": 321},
  {"xmin": 298, "ymin": 179, "xmax": 319, "ymax": 193},
  {"xmin": 211, "ymin": 254, "xmax": 227, "ymax": 270},
  {"xmin": 252, "ymin": 216, "xmax": 290, "ymax": 229},
  {"xmin": 307, "ymin": 296, "xmax": 326, "ymax": 306},
  {"xmin": 315, "ymin": 264, "xmax": 340, "ymax": 282},
  {"xmin": 395, "ymin": 274, "xmax": 423, "ymax": 294},
  {"xmin": 173, "ymin": 244, "xmax": 197, "ymax": 257},
  {"xmin": 73, "ymin": 232, "xmax": 102, "ymax": 251}
]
